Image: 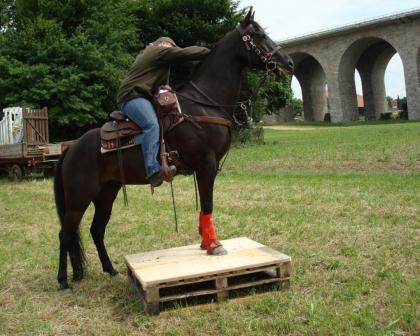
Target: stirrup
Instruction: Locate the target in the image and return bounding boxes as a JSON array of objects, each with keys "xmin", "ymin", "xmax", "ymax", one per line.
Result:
[{"xmin": 163, "ymin": 165, "xmax": 177, "ymax": 182}]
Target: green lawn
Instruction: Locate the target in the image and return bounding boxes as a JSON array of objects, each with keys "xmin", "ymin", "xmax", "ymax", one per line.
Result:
[{"xmin": 0, "ymin": 121, "xmax": 419, "ymax": 335}]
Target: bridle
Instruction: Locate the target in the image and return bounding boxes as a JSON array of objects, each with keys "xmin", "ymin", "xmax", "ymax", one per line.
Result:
[{"xmin": 237, "ymin": 24, "xmax": 283, "ymax": 73}]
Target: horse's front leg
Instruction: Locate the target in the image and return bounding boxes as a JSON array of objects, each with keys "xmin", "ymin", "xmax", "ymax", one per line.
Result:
[{"xmin": 195, "ymin": 156, "xmax": 227, "ymax": 256}]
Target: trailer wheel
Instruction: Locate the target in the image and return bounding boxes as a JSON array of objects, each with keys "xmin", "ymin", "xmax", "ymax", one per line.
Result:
[{"xmin": 9, "ymin": 164, "xmax": 24, "ymax": 181}]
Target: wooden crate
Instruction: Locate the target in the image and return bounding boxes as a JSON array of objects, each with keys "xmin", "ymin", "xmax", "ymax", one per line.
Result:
[
  {"xmin": 125, "ymin": 237, "xmax": 292, "ymax": 315},
  {"xmin": 22, "ymin": 107, "xmax": 49, "ymax": 145},
  {"xmin": 0, "ymin": 143, "xmax": 24, "ymax": 159}
]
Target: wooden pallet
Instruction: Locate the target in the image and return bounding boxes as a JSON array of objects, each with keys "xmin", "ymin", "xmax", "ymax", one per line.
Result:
[{"xmin": 125, "ymin": 237, "xmax": 292, "ymax": 315}]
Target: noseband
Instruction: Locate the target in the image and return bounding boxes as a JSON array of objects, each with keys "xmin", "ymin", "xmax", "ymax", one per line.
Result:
[{"xmin": 237, "ymin": 24, "xmax": 282, "ymax": 72}]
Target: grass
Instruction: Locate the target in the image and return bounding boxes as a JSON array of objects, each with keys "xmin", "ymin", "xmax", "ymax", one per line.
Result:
[{"xmin": 0, "ymin": 121, "xmax": 419, "ymax": 335}]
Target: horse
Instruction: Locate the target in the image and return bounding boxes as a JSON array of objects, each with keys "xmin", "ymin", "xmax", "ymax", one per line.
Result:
[{"xmin": 54, "ymin": 8, "xmax": 294, "ymax": 290}]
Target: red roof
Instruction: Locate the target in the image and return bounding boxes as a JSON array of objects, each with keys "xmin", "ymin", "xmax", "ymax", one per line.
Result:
[{"xmin": 357, "ymin": 95, "xmax": 364, "ymax": 108}]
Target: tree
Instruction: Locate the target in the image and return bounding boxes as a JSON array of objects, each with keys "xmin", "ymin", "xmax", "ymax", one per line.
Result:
[
  {"xmin": 0, "ymin": 0, "xmax": 14, "ymax": 30},
  {"xmin": 386, "ymin": 96, "xmax": 393, "ymax": 110},
  {"xmin": 0, "ymin": 0, "xmax": 137, "ymax": 140},
  {"xmin": 289, "ymin": 97, "xmax": 303, "ymax": 116},
  {"xmin": 261, "ymin": 74, "xmax": 292, "ymax": 117},
  {"xmin": 399, "ymin": 97, "xmax": 408, "ymax": 119}
]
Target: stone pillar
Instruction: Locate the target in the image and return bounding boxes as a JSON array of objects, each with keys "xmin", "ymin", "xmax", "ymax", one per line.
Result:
[
  {"xmin": 357, "ymin": 43, "xmax": 395, "ymax": 120},
  {"xmin": 400, "ymin": 49, "xmax": 420, "ymax": 120},
  {"xmin": 295, "ymin": 57, "xmax": 328, "ymax": 121},
  {"xmin": 338, "ymin": 62, "xmax": 359, "ymax": 122},
  {"xmin": 323, "ymin": 68, "xmax": 344, "ymax": 122}
]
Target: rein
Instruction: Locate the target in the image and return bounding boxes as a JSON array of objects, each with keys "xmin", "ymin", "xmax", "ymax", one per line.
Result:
[{"xmin": 174, "ymin": 70, "xmax": 273, "ymax": 128}]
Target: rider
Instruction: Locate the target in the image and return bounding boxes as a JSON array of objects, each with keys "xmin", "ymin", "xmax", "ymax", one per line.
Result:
[{"xmin": 117, "ymin": 37, "xmax": 210, "ymax": 187}]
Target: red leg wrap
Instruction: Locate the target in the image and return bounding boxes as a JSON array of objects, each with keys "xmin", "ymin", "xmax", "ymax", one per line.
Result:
[{"xmin": 199, "ymin": 212, "xmax": 222, "ymax": 254}]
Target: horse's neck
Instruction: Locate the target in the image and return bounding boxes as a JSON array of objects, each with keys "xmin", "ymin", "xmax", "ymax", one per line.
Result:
[{"xmin": 189, "ymin": 32, "xmax": 244, "ymax": 106}]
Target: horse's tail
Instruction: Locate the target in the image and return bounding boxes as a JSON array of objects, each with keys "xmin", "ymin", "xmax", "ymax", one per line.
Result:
[
  {"xmin": 54, "ymin": 148, "xmax": 86, "ymax": 278},
  {"xmin": 54, "ymin": 148, "xmax": 68, "ymax": 226}
]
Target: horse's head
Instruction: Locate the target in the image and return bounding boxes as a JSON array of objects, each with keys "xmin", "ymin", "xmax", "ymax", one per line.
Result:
[{"xmin": 237, "ymin": 8, "xmax": 294, "ymax": 76}]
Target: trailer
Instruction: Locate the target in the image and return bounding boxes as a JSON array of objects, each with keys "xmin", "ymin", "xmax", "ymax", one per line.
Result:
[{"xmin": 0, "ymin": 107, "xmax": 67, "ymax": 180}]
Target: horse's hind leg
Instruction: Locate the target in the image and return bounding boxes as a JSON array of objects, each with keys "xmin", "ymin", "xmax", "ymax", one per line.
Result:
[
  {"xmin": 58, "ymin": 205, "xmax": 90, "ymax": 289},
  {"xmin": 58, "ymin": 229, "xmax": 69, "ymax": 289},
  {"xmin": 90, "ymin": 182, "xmax": 121, "ymax": 276}
]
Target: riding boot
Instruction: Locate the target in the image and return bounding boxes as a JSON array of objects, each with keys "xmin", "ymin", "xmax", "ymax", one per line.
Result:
[{"xmin": 148, "ymin": 165, "xmax": 176, "ymax": 187}]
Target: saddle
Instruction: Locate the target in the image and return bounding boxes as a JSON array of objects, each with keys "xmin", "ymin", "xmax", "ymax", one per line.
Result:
[
  {"xmin": 99, "ymin": 98, "xmax": 187, "ymax": 183},
  {"xmin": 100, "ymin": 111, "xmax": 142, "ymax": 151},
  {"xmin": 100, "ymin": 89, "xmax": 183, "ymax": 153}
]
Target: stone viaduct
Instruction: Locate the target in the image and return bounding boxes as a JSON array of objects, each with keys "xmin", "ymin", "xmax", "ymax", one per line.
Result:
[{"xmin": 280, "ymin": 9, "xmax": 420, "ymax": 122}]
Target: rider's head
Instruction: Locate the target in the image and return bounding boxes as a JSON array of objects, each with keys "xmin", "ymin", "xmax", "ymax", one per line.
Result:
[{"xmin": 153, "ymin": 37, "xmax": 177, "ymax": 48}]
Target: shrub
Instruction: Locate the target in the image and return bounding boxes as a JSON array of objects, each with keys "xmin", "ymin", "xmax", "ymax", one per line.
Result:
[
  {"xmin": 233, "ymin": 124, "xmax": 264, "ymax": 145},
  {"xmin": 324, "ymin": 113, "xmax": 331, "ymax": 122}
]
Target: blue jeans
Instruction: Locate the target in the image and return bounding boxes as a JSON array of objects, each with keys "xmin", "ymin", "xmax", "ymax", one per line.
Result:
[{"xmin": 120, "ymin": 97, "xmax": 160, "ymax": 179}]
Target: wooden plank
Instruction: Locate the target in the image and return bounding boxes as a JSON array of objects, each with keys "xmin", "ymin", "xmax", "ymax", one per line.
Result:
[
  {"xmin": 215, "ymin": 277, "xmax": 228, "ymax": 301},
  {"xmin": 125, "ymin": 237, "xmax": 291, "ymax": 288},
  {"xmin": 276, "ymin": 262, "xmax": 292, "ymax": 289},
  {"xmin": 44, "ymin": 107, "xmax": 49, "ymax": 144},
  {"xmin": 157, "ymin": 264, "xmax": 280, "ymax": 288},
  {"xmin": 144, "ymin": 287, "xmax": 160, "ymax": 303},
  {"xmin": 0, "ymin": 143, "xmax": 24, "ymax": 159},
  {"xmin": 127, "ymin": 268, "xmax": 160, "ymax": 315},
  {"xmin": 159, "ymin": 287, "xmax": 220, "ymax": 302}
]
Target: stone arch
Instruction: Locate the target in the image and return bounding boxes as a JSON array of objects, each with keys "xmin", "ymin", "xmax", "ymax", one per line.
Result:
[
  {"xmin": 338, "ymin": 37, "xmax": 401, "ymax": 120},
  {"xmin": 290, "ymin": 52, "xmax": 328, "ymax": 121}
]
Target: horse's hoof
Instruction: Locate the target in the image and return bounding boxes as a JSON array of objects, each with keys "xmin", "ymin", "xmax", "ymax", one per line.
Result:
[
  {"xmin": 108, "ymin": 269, "xmax": 119, "ymax": 277},
  {"xmin": 72, "ymin": 273, "xmax": 83, "ymax": 282},
  {"xmin": 61, "ymin": 287, "xmax": 73, "ymax": 294},
  {"xmin": 58, "ymin": 283, "xmax": 72, "ymax": 292},
  {"xmin": 208, "ymin": 245, "xmax": 228, "ymax": 256}
]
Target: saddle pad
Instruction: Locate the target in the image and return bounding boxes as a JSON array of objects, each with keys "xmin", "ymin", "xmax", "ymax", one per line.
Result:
[{"xmin": 101, "ymin": 142, "xmax": 139, "ymax": 154}]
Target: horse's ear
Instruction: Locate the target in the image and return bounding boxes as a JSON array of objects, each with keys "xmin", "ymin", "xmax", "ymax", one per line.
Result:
[
  {"xmin": 251, "ymin": 10, "xmax": 255, "ymax": 21},
  {"xmin": 241, "ymin": 7, "xmax": 253, "ymax": 27}
]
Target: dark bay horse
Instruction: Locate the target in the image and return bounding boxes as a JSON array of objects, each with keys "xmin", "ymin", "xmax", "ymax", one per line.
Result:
[{"xmin": 54, "ymin": 8, "xmax": 294, "ymax": 290}]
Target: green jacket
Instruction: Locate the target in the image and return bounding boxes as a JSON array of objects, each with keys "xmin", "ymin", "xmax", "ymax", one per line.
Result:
[{"xmin": 117, "ymin": 45, "xmax": 210, "ymax": 103}]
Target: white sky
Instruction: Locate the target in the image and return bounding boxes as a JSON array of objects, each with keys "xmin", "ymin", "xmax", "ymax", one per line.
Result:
[{"xmin": 239, "ymin": 0, "xmax": 420, "ymax": 99}]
